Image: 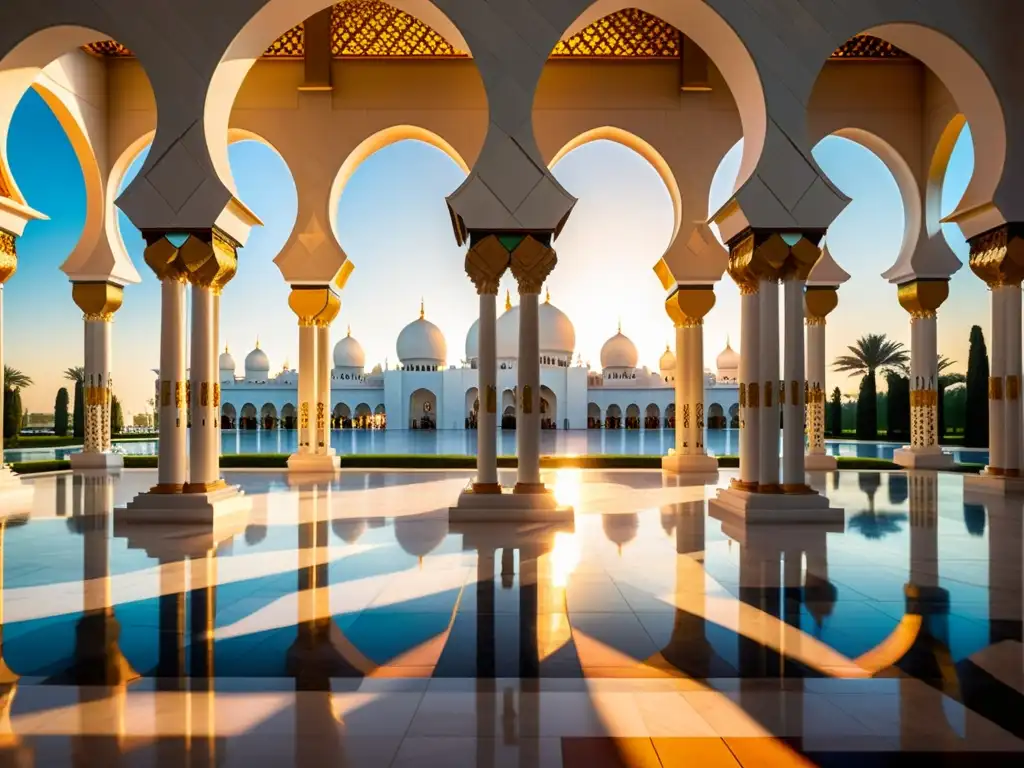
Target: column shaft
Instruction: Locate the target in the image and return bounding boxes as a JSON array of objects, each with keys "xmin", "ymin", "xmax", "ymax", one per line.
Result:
[
  {"xmin": 782, "ymin": 277, "xmax": 805, "ymax": 489},
  {"xmin": 187, "ymin": 285, "xmax": 218, "ymax": 490},
  {"xmin": 515, "ymin": 291, "xmax": 541, "ymax": 490},
  {"xmin": 155, "ymin": 278, "xmax": 187, "ymax": 491},
  {"xmin": 0, "ymin": 285, "xmax": 4, "ymax": 421},
  {"xmin": 674, "ymin": 325, "xmax": 688, "ymax": 455},
  {"xmin": 214, "ymin": 291, "xmax": 221, "ymax": 442},
  {"xmin": 989, "ymin": 287, "xmax": 1007, "ymax": 473},
  {"xmin": 475, "ymin": 291, "xmax": 499, "ymax": 491},
  {"xmin": 738, "ymin": 288, "xmax": 761, "ymax": 488},
  {"xmin": 758, "ymin": 279, "xmax": 781, "ymax": 490},
  {"xmin": 806, "ymin": 320, "xmax": 826, "ymax": 455},
  {"xmin": 298, "ymin": 324, "xmax": 317, "ymax": 454},
  {"xmin": 910, "ymin": 314, "xmax": 940, "ymax": 449},
  {"xmin": 316, "ymin": 324, "xmax": 331, "ymax": 455},
  {"xmin": 83, "ymin": 319, "xmax": 114, "ymax": 454},
  {"xmin": 683, "ymin": 325, "xmax": 706, "ymax": 455},
  {"xmin": 1005, "ymin": 287, "xmax": 1022, "ymax": 475}
]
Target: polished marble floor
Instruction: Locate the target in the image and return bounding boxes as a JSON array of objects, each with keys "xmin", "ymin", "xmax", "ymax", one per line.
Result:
[{"xmin": 0, "ymin": 467, "xmax": 1020, "ymax": 766}]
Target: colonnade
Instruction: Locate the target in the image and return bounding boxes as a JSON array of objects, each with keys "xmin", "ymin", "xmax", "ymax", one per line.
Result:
[{"xmin": 286, "ymin": 286, "xmax": 341, "ymax": 472}]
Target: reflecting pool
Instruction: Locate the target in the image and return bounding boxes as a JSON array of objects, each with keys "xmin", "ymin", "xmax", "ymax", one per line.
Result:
[
  {"xmin": 3, "ymin": 428, "xmax": 991, "ymax": 465},
  {"xmin": 0, "ymin": 467, "xmax": 1019, "ymax": 763}
]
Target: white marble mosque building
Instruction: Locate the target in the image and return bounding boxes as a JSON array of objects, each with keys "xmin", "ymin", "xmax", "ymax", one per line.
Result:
[{"xmin": 212, "ymin": 293, "xmax": 740, "ymax": 432}]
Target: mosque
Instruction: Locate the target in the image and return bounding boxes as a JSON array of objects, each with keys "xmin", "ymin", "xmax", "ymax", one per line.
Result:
[{"xmin": 213, "ymin": 291, "xmax": 740, "ymax": 432}]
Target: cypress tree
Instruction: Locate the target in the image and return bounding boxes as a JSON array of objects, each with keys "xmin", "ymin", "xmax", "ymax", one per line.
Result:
[
  {"xmin": 3, "ymin": 388, "xmax": 22, "ymax": 441},
  {"xmin": 938, "ymin": 379, "xmax": 947, "ymax": 443},
  {"xmin": 885, "ymin": 372, "xmax": 910, "ymax": 441},
  {"xmin": 54, "ymin": 388, "xmax": 70, "ymax": 436},
  {"xmin": 855, "ymin": 374, "xmax": 877, "ymax": 440},
  {"xmin": 110, "ymin": 395, "xmax": 124, "ymax": 436},
  {"xmin": 963, "ymin": 325, "xmax": 989, "ymax": 447},
  {"xmin": 72, "ymin": 379, "xmax": 85, "ymax": 439},
  {"xmin": 828, "ymin": 387, "xmax": 843, "ymax": 437}
]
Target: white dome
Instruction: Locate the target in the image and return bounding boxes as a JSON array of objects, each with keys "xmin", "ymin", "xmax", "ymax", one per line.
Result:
[
  {"xmin": 659, "ymin": 345, "xmax": 675, "ymax": 372},
  {"xmin": 334, "ymin": 327, "xmax": 365, "ymax": 370},
  {"xmin": 397, "ymin": 303, "xmax": 447, "ymax": 367},
  {"xmin": 600, "ymin": 328, "xmax": 638, "ymax": 370},
  {"xmin": 219, "ymin": 347, "xmax": 236, "ymax": 373},
  {"xmin": 494, "ymin": 291, "xmax": 575, "ymax": 360},
  {"xmin": 245, "ymin": 343, "xmax": 270, "ymax": 373},
  {"xmin": 717, "ymin": 339, "xmax": 740, "ymax": 378}
]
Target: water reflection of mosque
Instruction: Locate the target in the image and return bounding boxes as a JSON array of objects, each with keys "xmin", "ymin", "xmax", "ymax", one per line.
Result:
[{"xmin": 0, "ymin": 471, "xmax": 1020, "ymax": 756}]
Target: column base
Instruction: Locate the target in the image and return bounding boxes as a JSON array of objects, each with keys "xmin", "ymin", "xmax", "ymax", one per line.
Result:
[
  {"xmin": 0, "ymin": 466, "xmax": 33, "ymax": 515},
  {"xmin": 70, "ymin": 451, "xmax": 124, "ymax": 471},
  {"xmin": 661, "ymin": 453, "xmax": 718, "ymax": 475},
  {"xmin": 117, "ymin": 484, "xmax": 251, "ymax": 525},
  {"xmin": 710, "ymin": 486, "xmax": 844, "ymax": 525},
  {"xmin": 963, "ymin": 470, "xmax": 1024, "ymax": 496},
  {"xmin": 804, "ymin": 453, "xmax": 837, "ymax": 471},
  {"xmin": 892, "ymin": 447, "xmax": 954, "ymax": 470},
  {"xmin": 448, "ymin": 486, "xmax": 573, "ymax": 523},
  {"xmin": 287, "ymin": 452, "xmax": 341, "ymax": 473}
]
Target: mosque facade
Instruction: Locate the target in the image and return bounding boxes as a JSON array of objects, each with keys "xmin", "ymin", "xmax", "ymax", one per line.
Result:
[{"xmin": 212, "ymin": 293, "xmax": 740, "ymax": 432}]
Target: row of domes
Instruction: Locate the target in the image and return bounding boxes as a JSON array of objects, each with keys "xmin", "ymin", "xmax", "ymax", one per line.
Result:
[{"xmin": 219, "ymin": 296, "xmax": 741, "ymax": 378}]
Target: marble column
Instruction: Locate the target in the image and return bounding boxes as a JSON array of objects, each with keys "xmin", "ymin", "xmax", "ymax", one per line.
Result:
[
  {"xmin": 154, "ymin": 275, "xmax": 188, "ymax": 493},
  {"xmin": 965, "ymin": 225, "xmax": 1024, "ymax": 491},
  {"xmin": 288, "ymin": 286, "xmax": 341, "ymax": 472},
  {"xmin": 781, "ymin": 276, "xmax": 807, "ymax": 491},
  {"xmin": 662, "ymin": 286, "xmax": 717, "ymax": 474},
  {"xmin": 0, "ymin": 236, "xmax": 17, "ymax": 487},
  {"xmin": 185, "ymin": 282, "xmax": 220, "ymax": 492},
  {"xmin": 515, "ymin": 288, "xmax": 542, "ymax": 491},
  {"xmin": 298, "ymin": 322, "xmax": 317, "ymax": 454},
  {"xmin": 474, "ymin": 289, "xmax": 500, "ymax": 491},
  {"xmin": 804, "ymin": 287, "xmax": 838, "ymax": 470},
  {"xmin": 316, "ymin": 323, "xmax": 332, "ymax": 456},
  {"xmin": 894, "ymin": 280, "xmax": 953, "ymax": 469},
  {"xmin": 758, "ymin": 278, "xmax": 781, "ymax": 492},
  {"xmin": 736, "ymin": 284, "xmax": 761, "ymax": 490}
]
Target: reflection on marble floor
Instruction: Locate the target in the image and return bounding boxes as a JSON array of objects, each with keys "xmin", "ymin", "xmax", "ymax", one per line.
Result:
[{"xmin": 0, "ymin": 467, "xmax": 1020, "ymax": 766}]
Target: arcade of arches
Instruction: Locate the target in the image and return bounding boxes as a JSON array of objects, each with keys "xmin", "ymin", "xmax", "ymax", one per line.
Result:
[{"xmin": 1, "ymin": 1, "xmax": 1022, "ymax": 514}]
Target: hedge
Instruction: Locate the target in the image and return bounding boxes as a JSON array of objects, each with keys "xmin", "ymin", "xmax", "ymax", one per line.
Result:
[{"xmin": 8, "ymin": 453, "xmax": 982, "ymax": 475}]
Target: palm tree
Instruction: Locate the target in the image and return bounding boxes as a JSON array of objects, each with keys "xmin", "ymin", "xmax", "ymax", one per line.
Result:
[
  {"xmin": 63, "ymin": 366, "xmax": 84, "ymax": 384},
  {"xmin": 3, "ymin": 366, "xmax": 31, "ymax": 390},
  {"xmin": 834, "ymin": 334, "xmax": 909, "ymax": 440},
  {"xmin": 833, "ymin": 334, "xmax": 909, "ymax": 378}
]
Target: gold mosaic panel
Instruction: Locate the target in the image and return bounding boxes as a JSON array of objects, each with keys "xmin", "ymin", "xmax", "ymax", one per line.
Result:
[
  {"xmin": 332, "ymin": 0, "xmax": 463, "ymax": 57},
  {"xmin": 553, "ymin": 8, "xmax": 680, "ymax": 57},
  {"xmin": 264, "ymin": 23, "xmax": 304, "ymax": 57}
]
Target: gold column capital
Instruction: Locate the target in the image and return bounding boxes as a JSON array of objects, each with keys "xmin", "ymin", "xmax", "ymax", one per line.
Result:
[
  {"xmin": 665, "ymin": 286, "xmax": 715, "ymax": 328},
  {"xmin": 509, "ymin": 235, "xmax": 557, "ymax": 295},
  {"xmin": 0, "ymin": 230, "xmax": 16, "ymax": 284},
  {"xmin": 804, "ymin": 285, "xmax": 838, "ymax": 323},
  {"xmin": 969, "ymin": 223, "xmax": 1024, "ymax": 288},
  {"xmin": 73, "ymin": 281, "xmax": 124, "ymax": 321},
  {"xmin": 289, "ymin": 285, "xmax": 340, "ymax": 327},
  {"xmin": 465, "ymin": 234, "xmax": 510, "ymax": 295},
  {"xmin": 897, "ymin": 279, "xmax": 948, "ymax": 319},
  {"xmin": 727, "ymin": 229, "xmax": 824, "ymax": 289}
]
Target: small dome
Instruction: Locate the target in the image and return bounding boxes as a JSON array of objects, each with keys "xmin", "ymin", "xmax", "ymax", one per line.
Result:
[
  {"xmin": 716, "ymin": 338, "xmax": 740, "ymax": 378},
  {"xmin": 600, "ymin": 325, "xmax": 638, "ymax": 370},
  {"xmin": 465, "ymin": 317, "xmax": 479, "ymax": 362},
  {"xmin": 219, "ymin": 346, "xmax": 236, "ymax": 373},
  {"xmin": 245, "ymin": 341, "xmax": 270, "ymax": 373},
  {"xmin": 334, "ymin": 327, "xmax": 365, "ymax": 370},
  {"xmin": 659, "ymin": 344, "xmax": 675, "ymax": 373},
  {"xmin": 494, "ymin": 289, "xmax": 576, "ymax": 360},
  {"xmin": 397, "ymin": 301, "xmax": 447, "ymax": 367}
]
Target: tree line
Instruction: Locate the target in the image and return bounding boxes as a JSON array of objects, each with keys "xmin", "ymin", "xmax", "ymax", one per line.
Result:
[
  {"xmin": 3, "ymin": 365, "xmax": 123, "ymax": 443},
  {"xmin": 828, "ymin": 326, "xmax": 988, "ymax": 446}
]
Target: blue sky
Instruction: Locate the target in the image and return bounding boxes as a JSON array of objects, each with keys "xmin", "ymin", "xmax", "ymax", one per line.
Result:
[{"xmin": 6, "ymin": 87, "xmax": 977, "ymax": 416}]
